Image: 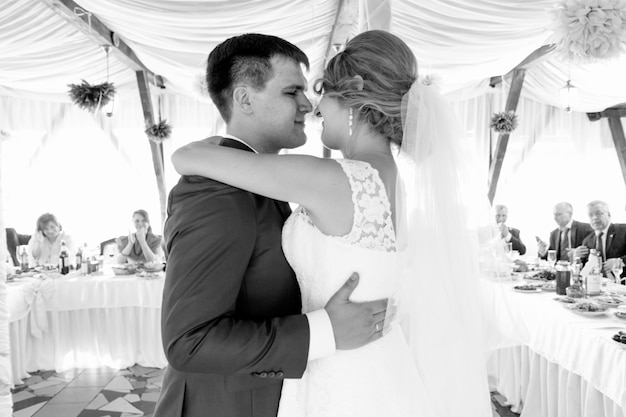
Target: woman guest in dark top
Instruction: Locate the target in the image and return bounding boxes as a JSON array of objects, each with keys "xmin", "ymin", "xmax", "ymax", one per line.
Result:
[{"xmin": 116, "ymin": 209, "xmax": 163, "ymax": 264}]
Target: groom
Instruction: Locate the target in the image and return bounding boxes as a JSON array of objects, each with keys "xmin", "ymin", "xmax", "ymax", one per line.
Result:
[{"xmin": 154, "ymin": 34, "xmax": 389, "ymax": 417}]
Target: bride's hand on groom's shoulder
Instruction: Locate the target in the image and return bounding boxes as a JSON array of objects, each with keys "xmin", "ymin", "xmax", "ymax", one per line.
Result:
[{"xmin": 325, "ymin": 272, "xmax": 389, "ymax": 350}]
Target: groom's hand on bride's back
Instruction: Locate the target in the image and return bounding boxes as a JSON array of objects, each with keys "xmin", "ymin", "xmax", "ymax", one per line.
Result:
[{"xmin": 325, "ymin": 272, "xmax": 389, "ymax": 350}]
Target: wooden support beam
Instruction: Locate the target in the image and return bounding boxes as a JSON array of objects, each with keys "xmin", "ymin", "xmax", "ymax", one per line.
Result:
[
  {"xmin": 608, "ymin": 116, "xmax": 626, "ymax": 187},
  {"xmin": 136, "ymin": 71, "xmax": 167, "ymax": 227},
  {"xmin": 40, "ymin": 0, "xmax": 164, "ymax": 88},
  {"xmin": 487, "ymin": 68, "xmax": 526, "ymax": 204}
]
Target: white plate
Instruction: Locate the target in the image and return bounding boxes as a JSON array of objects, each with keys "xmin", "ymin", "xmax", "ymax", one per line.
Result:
[
  {"xmin": 554, "ymin": 296, "xmax": 578, "ymax": 304},
  {"xmin": 541, "ymin": 284, "xmax": 557, "ymax": 292},
  {"xmin": 594, "ymin": 296, "xmax": 624, "ymax": 308},
  {"xmin": 565, "ymin": 304, "xmax": 609, "ymax": 317},
  {"xmin": 614, "ymin": 312, "xmax": 626, "ymax": 320},
  {"xmin": 514, "ymin": 286, "xmax": 542, "ymax": 293}
]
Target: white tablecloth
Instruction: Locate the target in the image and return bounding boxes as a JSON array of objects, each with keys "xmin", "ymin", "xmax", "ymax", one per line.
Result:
[
  {"xmin": 482, "ymin": 278, "xmax": 626, "ymax": 417},
  {"xmin": 7, "ymin": 269, "xmax": 166, "ymax": 384}
]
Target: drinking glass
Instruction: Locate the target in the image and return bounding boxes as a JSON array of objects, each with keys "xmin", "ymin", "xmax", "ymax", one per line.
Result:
[
  {"xmin": 547, "ymin": 250, "xmax": 557, "ymax": 268},
  {"xmin": 609, "ymin": 262, "xmax": 624, "ymax": 293}
]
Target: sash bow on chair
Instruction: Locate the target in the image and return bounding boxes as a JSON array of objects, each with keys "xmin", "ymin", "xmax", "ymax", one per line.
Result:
[{"xmin": 22, "ymin": 278, "xmax": 55, "ymax": 339}]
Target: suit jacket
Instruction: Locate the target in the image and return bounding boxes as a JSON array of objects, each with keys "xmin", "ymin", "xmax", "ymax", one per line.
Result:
[
  {"xmin": 542, "ymin": 220, "xmax": 593, "ymax": 261},
  {"xmin": 508, "ymin": 227, "xmax": 526, "ymax": 255},
  {"xmin": 581, "ymin": 223, "xmax": 626, "ymax": 276},
  {"xmin": 5, "ymin": 228, "xmax": 31, "ymax": 266},
  {"xmin": 154, "ymin": 138, "xmax": 310, "ymax": 417}
]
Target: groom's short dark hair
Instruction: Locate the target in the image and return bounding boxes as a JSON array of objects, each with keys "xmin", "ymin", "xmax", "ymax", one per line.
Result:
[{"xmin": 206, "ymin": 33, "xmax": 310, "ymax": 122}]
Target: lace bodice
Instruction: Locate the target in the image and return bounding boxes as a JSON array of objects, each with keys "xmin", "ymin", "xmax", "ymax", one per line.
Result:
[{"xmin": 294, "ymin": 159, "xmax": 396, "ymax": 252}]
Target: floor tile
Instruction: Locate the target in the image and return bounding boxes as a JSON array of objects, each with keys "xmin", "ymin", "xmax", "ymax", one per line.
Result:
[
  {"xmin": 47, "ymin": 387, "xmax": 101, "ymax": 404},
  {"xmin": 33, "ymin": 402, "xmax": 86, "ymax": 417},
  {"xmin": 128, "ymin": 365, "xmax": 155, "ymax": 377},
  {"xmin": 29, "ymin": 380, "xmax": 64, "ymax": 391},
  {"xmin": 140, "ymin": 392, "xmax": 159, "ymax": 402},
  {"xmin": 12, "ymin": 390, "xmax": 35, "ymax": 402},
  {"xmin": 124, "ymin": 394, "xmax": 141, "ymax": 403},
  {"xmin": 68, "ymin": 373, "xmax": 115, "ymax": 387},
  {"xmin": 14, "ymin": 402, "xmax": 46, "ymax": 417},
  {"xmin": 13, "ymin": 396, "xmax": 49, "ymax": 412},
  {"xmin": 86, "ymin": 393, "xmax": 109, "ymax": 410},
  {"xmin": 33, "ymin": 383, "xmax": 67, "ymax": 397},
  {"xmin": 99, "ymin": 397, "xmax": 143, "ymax": 414},
  {"xmin": 103, "ymin": 376, "xmax": 134, "ymax": 392},
  {"xmin": 78, "ymin": 410, "xmax": 120, "ymax": 417},
  {"xmin": 101, "ymin": 390, "xmax": 128, "ymax": 403}
]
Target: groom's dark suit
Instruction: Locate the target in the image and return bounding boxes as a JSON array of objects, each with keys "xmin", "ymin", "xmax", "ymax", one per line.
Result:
[{"xmin": 154, "ymin": 138, "xmax": 310, "ymax": 417}]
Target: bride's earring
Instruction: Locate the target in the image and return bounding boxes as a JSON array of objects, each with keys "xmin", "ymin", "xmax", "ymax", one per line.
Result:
[{"xmin": 348, "ymin": 108, "xmax": 353, "ymax": 137}]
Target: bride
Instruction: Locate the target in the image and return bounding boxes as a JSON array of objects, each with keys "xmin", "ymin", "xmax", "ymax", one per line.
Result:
[{"xmin": 172, "ymin": 30, "xmax": 492, "ymax": 416}]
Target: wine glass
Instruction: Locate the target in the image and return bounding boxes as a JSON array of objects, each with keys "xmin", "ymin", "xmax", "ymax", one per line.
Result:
[
  {"xmin": 609, "ymin": 262, "xmax": 623, "ymax": 293},
  {"xmin": 547, "ymin": 250, "xmax": 557, "ymax": 268}
]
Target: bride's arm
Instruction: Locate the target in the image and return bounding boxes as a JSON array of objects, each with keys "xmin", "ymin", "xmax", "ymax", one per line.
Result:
[{"xmin": 171, "ymin": 139, "xmax": 349, "ymax": 213}]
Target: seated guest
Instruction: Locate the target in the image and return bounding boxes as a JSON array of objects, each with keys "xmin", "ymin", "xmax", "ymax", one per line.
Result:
[
  {"xmin": 495, "ymin": 204, "xmax": 526, "ymax": 255},
  {"xmin": 5, "ymin": 227, "xmax": 31, "ymax": 266},
  {"xmin": 537, "ymin": 202, "xmax": 593, "ymax": 261},
  {"xmin": 574, "ymin": 200, "xmax": 626, "ymax": 279},
  {"xmin": 116, "ymin": 209, "xmax": 163, "ymax": 264},
  {"xmin": 27, "ymin": 213, "xmax": 75, "ymax": 266}
]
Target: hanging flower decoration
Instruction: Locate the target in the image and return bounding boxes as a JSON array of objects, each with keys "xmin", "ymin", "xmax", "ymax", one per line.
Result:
[
  {"xmin": 550, "ymin": 0, "xmax": 626, "ymax": 61},
  {"xmin": 68, "ymin": 80, "xmax": 116, "ymax": 112},
  {"xmin": 490, "ymin": 111, "xmax": 519, "ymax": 133},
  {"xmin": 145, "ymin": 119, "xmax": 172, "ymax": 143}
]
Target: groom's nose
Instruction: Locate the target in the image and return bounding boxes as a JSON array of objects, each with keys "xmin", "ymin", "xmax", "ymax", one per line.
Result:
[{"xmin": 298, "ymin": 94, "xmax": 313, "ymax": 114}]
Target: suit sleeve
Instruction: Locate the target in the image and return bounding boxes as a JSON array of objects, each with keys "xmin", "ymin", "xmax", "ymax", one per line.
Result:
[
  {"xmin": 161, "ymin": 179, "xmax": 309, "ymax": 378},
  {"xmin": 510, "ymin": 229, "xmax": 526, "ymax": 255}
]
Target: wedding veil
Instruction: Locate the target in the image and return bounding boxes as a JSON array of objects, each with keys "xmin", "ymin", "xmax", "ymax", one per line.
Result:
[{"xmin": 392, "ymin": 80, "xmax": 496, "ymax": 417}]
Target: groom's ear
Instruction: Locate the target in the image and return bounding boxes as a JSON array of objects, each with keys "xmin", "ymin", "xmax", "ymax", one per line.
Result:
[{"xmin": 232, "ymin": 85, "xmax": 253, "ymax": 115}]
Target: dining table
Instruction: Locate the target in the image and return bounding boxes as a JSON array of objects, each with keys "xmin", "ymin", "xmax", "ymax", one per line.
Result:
[
  {"xmin": 482, "ymin": 274, "xmax": 626, "ymax": 417},
  {"xmin": 7, "ymin": 266, "xmax": 166, "ymax": 385}
]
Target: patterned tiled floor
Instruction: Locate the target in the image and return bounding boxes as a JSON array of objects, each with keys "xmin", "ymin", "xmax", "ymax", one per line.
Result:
[{"xmin": 11, "ymin": 365, "xmax": 519, "ymax": 417}]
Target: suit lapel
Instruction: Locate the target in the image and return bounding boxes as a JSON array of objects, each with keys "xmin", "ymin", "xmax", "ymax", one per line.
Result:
[{"xmin": 607, "ymin": 224, "xmax": 616, "ymax": 254}]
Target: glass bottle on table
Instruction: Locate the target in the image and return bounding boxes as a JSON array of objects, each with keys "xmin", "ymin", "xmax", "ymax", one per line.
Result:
[
  {"xmin": 566, "ymin": 257, "xmax": 585, "ymax": 298},
  {"xmin": 58, "ymin": 240, "xmax": 70, "ymax": 275},
  {"xmin": 19, "ymin": 246, "xmax": 29, "ymax": 272},
  {"xmin": 586, "ymin": 250, "xmax": 602, "ymax": 296}
]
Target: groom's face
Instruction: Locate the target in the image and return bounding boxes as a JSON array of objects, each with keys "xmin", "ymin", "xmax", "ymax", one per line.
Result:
[{"xmin": 249, "ymin": 56, "xmax": 312, "ymax": 153}]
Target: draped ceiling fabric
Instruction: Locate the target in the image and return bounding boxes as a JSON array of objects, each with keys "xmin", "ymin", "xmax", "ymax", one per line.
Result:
[
  {"xmin": 1, "ymin": 0, "xmax": 626, "ymax": 240},
  {"xmin": 1, "ymin": 0, "xmax": 625, "ymax": 109}
]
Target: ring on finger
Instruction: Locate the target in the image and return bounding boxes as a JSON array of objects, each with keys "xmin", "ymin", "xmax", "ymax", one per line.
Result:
[{"xmin": 375, "ymin": 323, "xmax": 381, "ymax": 332}]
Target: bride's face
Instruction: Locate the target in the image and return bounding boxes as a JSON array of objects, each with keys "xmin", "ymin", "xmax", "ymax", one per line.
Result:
[{"xmin": 315, "ymin": 95, "xmax": 350, "ymax": 150}]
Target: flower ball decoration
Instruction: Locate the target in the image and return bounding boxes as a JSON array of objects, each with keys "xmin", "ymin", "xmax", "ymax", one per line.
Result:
[
  {"xmin": 490, "ymin": 111, "xmax": 519, "ymax": 134},
  {"xmin": 68, "ymin": 80, "xmax": 116, "ymax": 112},
  {"xmin": 551, "ymin": 0, "xmax": 626, "ymax": 61},
  {"xmin": 145, "ymin": 120, "xmax": 172, "ymax": 143}
]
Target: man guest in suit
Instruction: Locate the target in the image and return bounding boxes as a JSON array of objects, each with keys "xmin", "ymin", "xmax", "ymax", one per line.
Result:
[
  {"xmin": 154, "ymin": 34, "xmax": 389, "ymax": 417},
  {"xmin": 537, "ymin": 202, "xmax": 593, "ymax": 261},
  {"xmin": 495, "ymin": 204, "xmax": 526, "ymax": 255},
  {"xmin": 574, "ymin": 200, "xmax": 626, "ymax": 280}
]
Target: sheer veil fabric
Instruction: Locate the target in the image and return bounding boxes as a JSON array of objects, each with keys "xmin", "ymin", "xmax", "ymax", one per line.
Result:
[{"xmin": 392, "ymin": 80, "xmax": 496, "ymax": 416}]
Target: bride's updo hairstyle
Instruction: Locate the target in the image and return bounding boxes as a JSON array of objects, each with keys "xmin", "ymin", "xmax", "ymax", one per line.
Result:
[{"xmin": 314, "ymin": 30, "xmax": 417, "ymax": 145}]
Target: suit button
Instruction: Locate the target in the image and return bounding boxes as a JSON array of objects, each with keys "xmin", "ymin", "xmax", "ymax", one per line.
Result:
[
  {"xmin": 268, "ymin": 372, "xmax": 276, "ymax": 378},
  {"xmin": 251, "ymin": 372, "xmax": 259, "ymax": 377},
  {"xmin": 276, "ymin": 371, "xmax": 284, "ymax": 377},
  {"xmin": 259, "ymin": 372, "xmax": 267, "ymax": 378}
]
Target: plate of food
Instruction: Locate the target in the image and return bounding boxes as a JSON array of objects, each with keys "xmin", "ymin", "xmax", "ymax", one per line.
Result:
[
  {"xmin": 514, "ymin": 284, "xmax": 542, "ymax": 293},
  {"xmin": 565, "ymin": 301, "xmax": 608, "ymax": 316},
  {"xmin": 541, "ymin": 282, "xmax": 557, "ymax": 291},
  {"xmin": 593, "ymin": 295, "xmax": 624, "ymax": 308},
  {"xmin": 614, "ymin": 311, "xmax": 626, "ymax": 320},
  {"xmin": 611, "ymin": 331, "xmax": 626, "ymax": 348},
  {"xmin": 111, "ymin": 264, "xmax": 138, "ymax": 276},
  {"xmin": 525, "ymin": 270, "xmax": 556, "ymax": 282},
  {"xmin": 554, "ymin": 296, "xmax": 578, "ymax": 304}
]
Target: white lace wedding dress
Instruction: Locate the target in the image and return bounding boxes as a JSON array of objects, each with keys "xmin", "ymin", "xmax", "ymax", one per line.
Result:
[{"xmin": 278, "ymin": 159, "xmax": 436, "ymax": 417}]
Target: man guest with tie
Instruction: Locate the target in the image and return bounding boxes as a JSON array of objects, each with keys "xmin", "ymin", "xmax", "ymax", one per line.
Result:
[
  {"xmin": 495, "ymin": 204, "xmax": 526, "ymax": 255},
  {"xmin": 574, "ymin": 200, "xmax": 626, "ymax": 281},
  {"xmin": 537, "ymin": 202, "xmax": 593, "ymax": 262}
]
